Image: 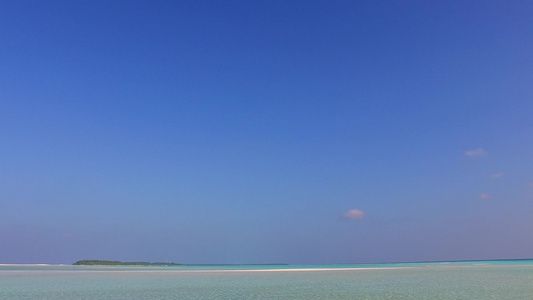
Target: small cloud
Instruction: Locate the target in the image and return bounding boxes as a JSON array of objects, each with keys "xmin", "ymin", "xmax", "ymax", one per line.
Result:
[
  {"xmin": 344, "ymin": 209, "xmax": 365, "ymax": 220},
  {"xmin": 479, "ymin": 193, "xmax": 491, "ymax": 199},
  {"xmin": 465, "ymin": 148, "xmax": 487, "ymax": 157},
  {"xmin": 491, "ymin": 173, "xmax": 505, "ymax": 179}
]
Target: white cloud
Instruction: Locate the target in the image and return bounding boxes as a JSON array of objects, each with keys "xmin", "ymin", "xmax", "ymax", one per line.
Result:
[
  {"xmin": 344, "ymin": 209, "xmax": 365, "ymax": 220},
  {"xmin": 465, "ymin": 148, "xmax": 487, "ymax": 157},
  {"xmin": 479, "ymin": 193, "xmax": 491, "ymax": 199},
  {"xmin": 491, "ymin": 173, "xmax": 505, "ymax": 179}
]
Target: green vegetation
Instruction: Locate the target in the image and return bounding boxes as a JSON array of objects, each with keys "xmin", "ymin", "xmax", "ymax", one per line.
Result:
[{"xmin": 73, "ymin": 260, "xmax": 182, "ymax": 266}]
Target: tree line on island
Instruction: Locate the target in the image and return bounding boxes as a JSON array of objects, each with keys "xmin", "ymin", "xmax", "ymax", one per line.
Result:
[
  {"xmin": 73, "ymin": 260, "xmax": 182, "ymax": 266},
  {"xmin": 73, "ymin": 260, "xmax": 289, "ymax": 266}
]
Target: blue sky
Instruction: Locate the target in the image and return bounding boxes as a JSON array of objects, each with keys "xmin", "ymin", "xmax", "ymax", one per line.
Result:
[{"xmin": 1, "ymin": 0, "xmax": 532, "ymax": 264}]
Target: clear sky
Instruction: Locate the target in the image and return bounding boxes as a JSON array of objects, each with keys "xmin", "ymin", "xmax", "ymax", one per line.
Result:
[{"xmin": 1, "ymin": 0, "xmax": 532, "ymax": 265}]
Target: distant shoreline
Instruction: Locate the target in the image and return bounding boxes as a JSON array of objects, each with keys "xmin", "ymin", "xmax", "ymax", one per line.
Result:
[
  {"xmin": 72, "ymin": 258, "xmax": 532, "ymax": 267},
  {"xmin": 1, "ymin": 258, "xmax": 532, "ymax": 268},
  {"xmin": 72, "ymin": 260, "xmax": 290, "ymax": 267},
  {"xmin": 3, "ymin": 265, "xmax": 533, "ymax": 274}
]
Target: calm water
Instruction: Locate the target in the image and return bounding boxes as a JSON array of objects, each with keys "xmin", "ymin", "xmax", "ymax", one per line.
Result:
[{"xmin": 1, "ymin": 261, "xmax": 532, "ymax": 299}]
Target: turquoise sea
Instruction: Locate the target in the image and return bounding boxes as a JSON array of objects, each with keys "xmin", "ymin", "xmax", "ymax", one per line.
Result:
[{"xmin": 1, "ymin": 260, "xmax": 532, "ymax": 299}]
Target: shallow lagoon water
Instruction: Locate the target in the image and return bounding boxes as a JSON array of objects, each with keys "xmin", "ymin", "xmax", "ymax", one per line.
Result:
[{"xmin": 1, "ymin": 261, "xmax": 532, "ymax": 299}]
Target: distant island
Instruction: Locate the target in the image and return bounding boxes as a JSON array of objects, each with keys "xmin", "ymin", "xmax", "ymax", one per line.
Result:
[
  {"xmin": 73, "ymin": 260, "xmax": 288, "ymax": 266},
  {"xmin": 73, "ymin": 260, "xmax": 182, "ymax": 266}
]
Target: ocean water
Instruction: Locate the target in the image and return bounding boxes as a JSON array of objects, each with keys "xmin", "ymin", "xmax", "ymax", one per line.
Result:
[{"xmin": 1, "ymin": 260, "xmax": 532, "ymax": 299}]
